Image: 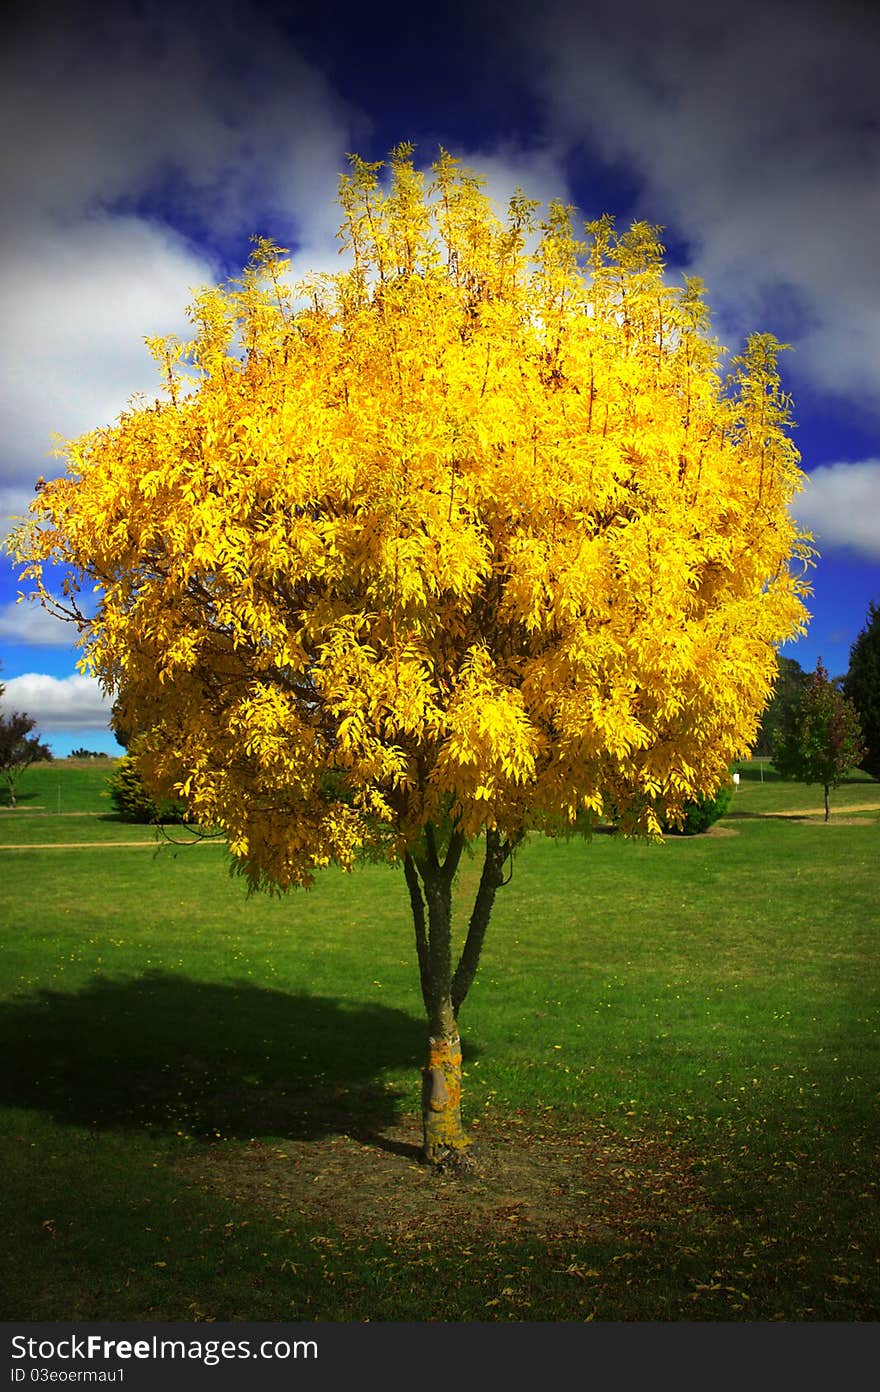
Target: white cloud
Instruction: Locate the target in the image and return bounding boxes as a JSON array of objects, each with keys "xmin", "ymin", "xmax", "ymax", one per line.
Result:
[
  {"xmin": 1, "ymin": 217, "xmax": 217, "ymax": 480},
  {"xmin": 792, "ymin": 460, "xmax": 880, "ymax": 559},
  {"xmin": 0, "ymin": 673, "xmax": 112, "ymax": 731},
  {"xmin": 1, "ymin": 485, "xmax": 36, "ymax": 545},
  {"xmin": 0, "ymin": 601, "xmax": 77, "ymax": 648},
  {"xmin": 511, "ymin": 0, "xmax": 880, "ymax": 409},
  {"xmin": 0, "ymin": 3, "xmax": 576, "ymax": 508},
  {"xmin": 0, "ymin": 2, "xmax": 356, "ymax": 506},
  {"xmin": 437, "ymin": 143, "xmax": 571, "ymax": 218}
]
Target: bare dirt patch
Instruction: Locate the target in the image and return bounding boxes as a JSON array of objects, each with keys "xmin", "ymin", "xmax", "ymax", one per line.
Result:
[
  {"xmin": 0, "ymin": 840, "xmax": 161, "ymax": 851},
  {"xmin": 663, "ymin": 824, "xmax": 739, "ymax": 840},
  {"xmin": 751, "ymin": 810, "xmax": 879, "ymax": 825},
  {"xmin": 762, "ymin": 803, "xmax": 880, "ymax": 820},
  {"xmin": 0, "ymin": 838, "xmax": 224, "ymax": 850},
  {"xmin": 176, "ymin": 1113, "xmax": 713, "ymax": 1249},
  {"xmin": 795, "ymin": 816, "xmax": 880, "ymax": 826}
]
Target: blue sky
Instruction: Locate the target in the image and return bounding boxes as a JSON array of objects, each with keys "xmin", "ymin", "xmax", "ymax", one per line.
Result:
[{"xmin": 2, "ymin": 0, "xmax": 878, "ymax": 756}]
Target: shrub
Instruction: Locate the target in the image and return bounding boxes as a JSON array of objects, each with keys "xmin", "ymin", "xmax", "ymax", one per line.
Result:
[
  {"xmin": 107, "ymin": 755, "xmax": 185, "ymax": 823},
  {"xmin": 662, "ymin": 782, "xmax": 732, "ymax": 836}
]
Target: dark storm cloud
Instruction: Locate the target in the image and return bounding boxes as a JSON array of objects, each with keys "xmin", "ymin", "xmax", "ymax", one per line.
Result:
[{"xmin": 3, "ymin": 0, "xmax": 356, "ymax": 249}]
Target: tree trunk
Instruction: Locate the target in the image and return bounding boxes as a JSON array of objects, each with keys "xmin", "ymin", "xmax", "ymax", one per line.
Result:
[
  {"xmin": 824, "ymin": 784, "xmax": 830, "ymax": 821},
  {"xmin": 422, "ymin": 1028, "xmax": 468, "ymax": 1164},
  {"xmin": 404, "ymin": 826, "xmax": 514, "ymax": 1169}
]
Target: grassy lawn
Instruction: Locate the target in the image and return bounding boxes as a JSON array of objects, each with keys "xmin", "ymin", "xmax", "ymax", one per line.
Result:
[
  {"xmin": 1, "ymin": 760, "xmax": 878, "ymax": 1321},
  {"xmin": 730, "ymin": 759, "xmax": 879, "ymax": 818},
  {"xmin": 0, "ymin": 756, "xmax": 121, "ymax": 815}
]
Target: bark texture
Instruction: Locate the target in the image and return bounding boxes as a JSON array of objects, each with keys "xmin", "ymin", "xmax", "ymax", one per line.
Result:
[{"xmin": 421, "ymin": 1033, "xmax": 467, "ymax": 1164}]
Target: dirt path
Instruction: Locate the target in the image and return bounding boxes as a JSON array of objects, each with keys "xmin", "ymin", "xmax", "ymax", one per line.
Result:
[
  {"xmin": 0, "ymin": 838, "xmax": 225, "ymax": 851},
  {"xmin": 733, "ymin": 801, "xmax": 880, "ymax": 820}
]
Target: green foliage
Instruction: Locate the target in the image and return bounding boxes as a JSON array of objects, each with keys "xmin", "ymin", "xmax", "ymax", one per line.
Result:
[
  {"xmin": 843, "ymin": 599, "xmax": 880, "ymax": 780},
  {"xmin": 662, "ymin": 781, "xmax": 732, "ymax": 835},
  {"xmin": 753, "ymin": 655, "xmax": 808, "ymax": 757},
  {"xmin": 110, "ymin": 707, "xmax": 131, "ymax": 750},
  {"xmin": 107, "ymin": 754, "xmax": 184, "ymax": 823},
  {"xmin": 773, "ymin": 659, "xmax": 865, "ymax": 818},
  {"xmin": 0, "ymin": 708, "xmax": 52, "ymax": 807}
]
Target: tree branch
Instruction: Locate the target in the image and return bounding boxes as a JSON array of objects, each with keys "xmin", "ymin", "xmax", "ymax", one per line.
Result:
[
  {"xmin": 450, "ymin": 827, "xmax": 511, "ymax": 1015},
  {"xmin": 424, "ymin": 820, "xmax": 441, "ymax": 876},
  {"xmin": 442, "ymin": 828, "xmax": 466, "ymax": 882},
  {"xmin": 403, "ymin": 852, "xmax": 431, "ymax": 1013}
]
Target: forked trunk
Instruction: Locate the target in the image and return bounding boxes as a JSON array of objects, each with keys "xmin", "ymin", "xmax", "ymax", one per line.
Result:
[{"xmin": 404, "ymin": 826, "xmax": 514, "ymax": 1168}]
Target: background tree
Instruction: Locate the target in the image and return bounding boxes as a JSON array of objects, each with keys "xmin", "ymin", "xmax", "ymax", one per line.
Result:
[
  {"xmin": 773, "ymin": 659, "xmax": 865, "ymax": 819},
  {"xmin": 843, "ymin": 599, "xmax": 880, "ymax": 780},
  {"xmin": 0, "ymin": 709, "xmax": 52, "ymax": 807},
  {"xmin": 107, "ymin": 753, "xmax": 185, "ymax": 823},
  {"xmin": 10, "ymin": 148, "xmax": 811, "ymax": 1166},
  {"xmin": 110, "ymin": 706, "xmax": 132, "ymax": 750},
  {"xmin": 753, "ymin": 654, "xmax": 808, "ymax": 757}
]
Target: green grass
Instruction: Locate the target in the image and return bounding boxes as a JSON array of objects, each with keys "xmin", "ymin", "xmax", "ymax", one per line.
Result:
[
  {"xmin": 731, "ymin": 758, "xmax": 878, "ymax": 817},
  {"xmin": 1, "ymin": 760, "xmax": 878, "ymax": 1321},
  {"xmin": 1, "ymin": 756, "xmax": 120, "ymax": 814}
]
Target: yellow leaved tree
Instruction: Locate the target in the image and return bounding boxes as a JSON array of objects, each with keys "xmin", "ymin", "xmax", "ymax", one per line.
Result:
[{"xmin": 11, "ymin": 147, "xmax": 811, "ymax": 1166}]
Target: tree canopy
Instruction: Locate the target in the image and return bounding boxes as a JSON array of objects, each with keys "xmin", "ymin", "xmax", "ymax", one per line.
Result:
[
  {"xmin": 843, "ymin": 599, "xmax": 880, "ymax": 780},
  {"xmin": 12, "ymin": 148, "xmax": 811, "ymax": 874},
  {"xmin": 773, "ymin": 658, "xmax": 865, "ymax": 819},
  {"xmin": 752, "ymin": 654, "xmax": 808, "ymax": 757},
  {"xmin": 10, "ymin": 147, "xmax": 812, "ymax": 1161},
  {"xmin": 0, "ymin": 705, "xmax": 52, "ymax": 807}
]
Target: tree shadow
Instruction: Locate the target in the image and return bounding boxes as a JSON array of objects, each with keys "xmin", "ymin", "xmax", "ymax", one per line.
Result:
[
  {"xmin": 0, "ymin": 788, "xmax": 42, "ymax": 808},
  {"xmin": 734, "ymin": 766, "xmax": 785, "ymax": 784},
  {"xmin": 1, "ymin": 971, "xmax": 438, "ymax": 1146}
]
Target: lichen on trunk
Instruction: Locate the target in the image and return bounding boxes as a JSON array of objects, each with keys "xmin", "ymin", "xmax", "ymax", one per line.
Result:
[{"xmin": 421, "ymin": 1032, "xmax": 468, "ymax": 1165}]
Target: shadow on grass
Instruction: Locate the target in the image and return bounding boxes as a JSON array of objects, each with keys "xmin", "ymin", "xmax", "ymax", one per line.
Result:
[
  {"xmin": 94, "ymin": 813, "xmax": 196, "ymax": 827},
  {"xmin": 734, "ymin": 766, "xmax": 875, "ymax": 788},
  {"xmin": 2, "ymin": 971, "xmax": 433, "ymax": 1149},
  {"xmin": 733, "ymin": 765, "xmax": 785, "ymax": 784},
  {"xmin": 0, "ymin": 790, "xmax": 42, "ymax": 809}
]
